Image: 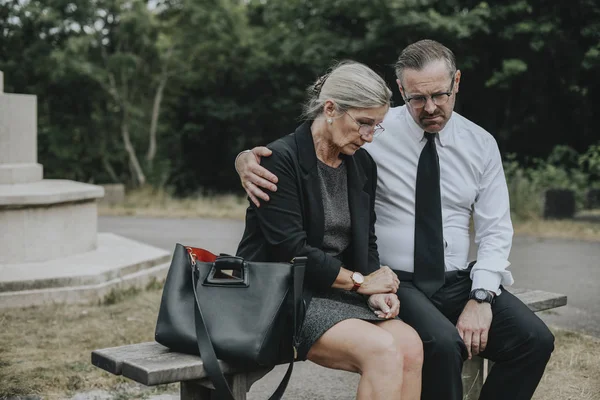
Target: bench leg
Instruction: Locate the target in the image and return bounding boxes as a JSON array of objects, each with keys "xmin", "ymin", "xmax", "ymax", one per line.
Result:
[
  {"xmin": 180, "ymin": 374, "xmax": 249, "ymax": 400},
  {"xmin": 181, "ymin": 381, "xmax": 213, "ymax": 400},
  {"xmin": 462, "ymin": 357, "xmax": 496, "ymax": 400},
  {"xmin": 462, "ymin": 356, "xmax": 485, "ymax": 400},
  {"xmin": 231, "ymin": 373, "xmax": 248, "ymax": 399}
]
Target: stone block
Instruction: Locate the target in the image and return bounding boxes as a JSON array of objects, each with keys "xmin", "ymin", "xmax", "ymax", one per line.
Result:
[
  {"xmin": 0, "ymin": 199, "xmax": 99, "ymax": 263},
  {"xmin": 0, "ymin": 233, "xmax": 171, "ymax": 309},
  {"xmin": 0, "ymin": 233, "xmax": 170, "ymax": 292},
  {"xmin": 0, "ymin": 93, "xmax": 37, "ymax": 164},
  {"xmin": 0, "ymin": 163, "xmax": 43, "ymax": 184},
  {"xmin": 0, "ymin": 179, "xmax": 104, "ymax": 206},
  {"xmin": 99, "ymin": 183, "xmax": 126, "ymax": 206}
]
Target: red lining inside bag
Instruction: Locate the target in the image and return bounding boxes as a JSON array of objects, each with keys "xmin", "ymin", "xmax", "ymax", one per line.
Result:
[{"xmin": 186, "ymin": 246, "xmax": 217, "ymax": 262}]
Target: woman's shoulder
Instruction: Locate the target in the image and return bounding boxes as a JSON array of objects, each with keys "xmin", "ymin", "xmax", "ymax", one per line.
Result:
[
  {"xmin": 353, "ymin": 147, "xmax": 377, "ymax": 170},
  {"xmin": 261, "ymin": 132, "xmax": 300, "ymax": 174},
  {"xmin": 267, "ymin": 132, "xmax": 297, "ymax": 157}
]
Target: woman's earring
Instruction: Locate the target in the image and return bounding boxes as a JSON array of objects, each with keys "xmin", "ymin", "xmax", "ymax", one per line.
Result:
[{"xmin": 327, "ymin": 118, "xmax": 333, "ymax": 124}]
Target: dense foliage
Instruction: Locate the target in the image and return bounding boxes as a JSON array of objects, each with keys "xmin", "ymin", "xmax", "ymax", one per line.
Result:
[{"xmin": 1, "ymin": 0, "xmax": 599, "ymax": 196}]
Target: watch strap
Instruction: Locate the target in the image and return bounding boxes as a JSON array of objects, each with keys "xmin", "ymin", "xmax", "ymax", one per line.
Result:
[{"xmin": 469, "ymin": 288, "xmax": 495, "ymax": 304}]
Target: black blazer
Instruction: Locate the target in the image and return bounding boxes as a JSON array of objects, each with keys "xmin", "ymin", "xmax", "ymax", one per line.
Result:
[{"xmin": 236, "ymin": 122, "xmax": 380, "ymax": 297}]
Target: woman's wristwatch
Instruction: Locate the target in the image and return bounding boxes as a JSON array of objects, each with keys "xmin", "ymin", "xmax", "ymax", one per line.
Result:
[{"xmin": 350, "ymin": 271, "xmax": 365, "ymax": 291}]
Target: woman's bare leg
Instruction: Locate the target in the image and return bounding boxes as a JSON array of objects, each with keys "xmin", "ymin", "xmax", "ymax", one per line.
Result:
[
  {"xmin": 307, "ymin": 319, "xmax": 404, "ymax": 400},
  {"xmin": 377, "ymin": 319, "xmax": 423, "ymax": 400}
]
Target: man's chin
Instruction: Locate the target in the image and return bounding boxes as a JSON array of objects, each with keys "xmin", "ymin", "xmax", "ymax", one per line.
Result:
[{"xmin": 420, "ymin": 119, "xmax": 445, "ymax": 133}]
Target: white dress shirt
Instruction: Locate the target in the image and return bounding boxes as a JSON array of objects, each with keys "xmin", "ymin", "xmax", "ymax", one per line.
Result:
[{"xmin": 364, "ymin": 105, "xmax": 514, "ymax": 294}]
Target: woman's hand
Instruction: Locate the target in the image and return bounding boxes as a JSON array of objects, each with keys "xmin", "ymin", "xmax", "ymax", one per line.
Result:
[
  {"xmin": 367, "ymin": 293, "xmax": 401, "ymax": 319},
  {"xmin": 357, "ymin": 266, "xmax": 400, "ymax": 295}
]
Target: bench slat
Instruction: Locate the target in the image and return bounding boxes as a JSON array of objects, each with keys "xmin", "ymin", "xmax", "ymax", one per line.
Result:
[
  {"xmin": 510, "ymin": 289, "xmax": 567, "ymax": 312},
  {"xmin": 122, "ymin": 351, "xmax": 241, "ymax": 385},
  {"xmin": 91, "ymin": 341, "xmax": 170, "ymax": 375}
]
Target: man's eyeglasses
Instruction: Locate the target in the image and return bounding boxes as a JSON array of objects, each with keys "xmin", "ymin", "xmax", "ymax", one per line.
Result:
[
  {"xmin": 345, "ymin": 112, "xmax": 385, "ymax": 138},
  {"xmin": 402, "ymin": 73, "xmax": 456, "ymax": 109}
]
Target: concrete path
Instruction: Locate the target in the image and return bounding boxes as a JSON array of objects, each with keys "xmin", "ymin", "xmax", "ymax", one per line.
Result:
[{"xmin": 99, "ymin": 215, "xmax": 600, "ymax": 338}]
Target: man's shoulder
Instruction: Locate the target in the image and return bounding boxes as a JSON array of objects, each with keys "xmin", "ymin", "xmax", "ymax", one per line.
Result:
[
  {"xmin": 384, "ymin": 105, "xmax": 407, "ymax": 122},
  {"xmin": 451, "ymin": 111, "xmax": 497, "ymax": 149}
]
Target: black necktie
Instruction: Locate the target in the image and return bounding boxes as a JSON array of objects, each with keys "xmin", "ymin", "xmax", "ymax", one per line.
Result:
[{"xmin": 413, "ymin": 132, "xmax": 445, "ymax": 297}]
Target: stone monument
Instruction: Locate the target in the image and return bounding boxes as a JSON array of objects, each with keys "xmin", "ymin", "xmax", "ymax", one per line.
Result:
[{"xmin": 0, "ymin": 71, "xmax": 170, "ymax": 308}]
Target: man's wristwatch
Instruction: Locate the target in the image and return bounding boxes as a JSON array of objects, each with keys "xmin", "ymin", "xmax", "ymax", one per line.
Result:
[
  {"xmin": 469, "ymin": 288, "xmax": 495, "ymax": 305},
  {"xmin": 350, "ymin": 271, "xmax": 365, "ymax": 292}
]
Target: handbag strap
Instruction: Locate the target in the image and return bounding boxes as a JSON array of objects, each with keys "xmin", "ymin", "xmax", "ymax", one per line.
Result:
[{"xmin": 191, "ymin": 257, "xmax": 306, "ymax": 400}]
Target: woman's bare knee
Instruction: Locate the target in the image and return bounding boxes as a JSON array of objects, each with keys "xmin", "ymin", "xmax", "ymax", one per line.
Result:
[
  {"xmin": 378, "ymin": 320, "xmax": 424, "ymax": 370},
  {"xmin": 307, "ymin": 319, "xmax": 388, "ymax": 373},
  {"xmin": 307, "ymin": 319, "xmax": 403, "ymax": 375},
  {"xmin": 400, "ymin": 328, "xmax": 423, "ymax": 370},
  {"xmin": 357, "ymin": 329, "xmax": 404, "ymax": 375}
]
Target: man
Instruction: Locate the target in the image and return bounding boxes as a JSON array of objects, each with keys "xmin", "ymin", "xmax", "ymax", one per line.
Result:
[{"xmin": 235, "ymin": 40, "xmax": 554, "ymax": 400}]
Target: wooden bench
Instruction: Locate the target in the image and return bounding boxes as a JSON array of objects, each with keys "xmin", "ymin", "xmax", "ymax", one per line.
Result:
[{"xmin": 91, "ymin": 287, "xmax": 566, "ymax": 400}]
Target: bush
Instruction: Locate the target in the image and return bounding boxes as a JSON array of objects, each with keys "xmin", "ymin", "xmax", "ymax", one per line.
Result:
[{"xmin": 504, "ymin": 144, "xmax": 598, "ymax": 220}]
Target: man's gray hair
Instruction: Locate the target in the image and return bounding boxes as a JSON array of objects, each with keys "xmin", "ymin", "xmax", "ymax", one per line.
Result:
[
  {"xmin": 394, "ymin": 39, "xmax": 456, "ymax": 84},
  {"xmin": 303, "ymin": 60, "xmax": 392, "ymax": 120}
]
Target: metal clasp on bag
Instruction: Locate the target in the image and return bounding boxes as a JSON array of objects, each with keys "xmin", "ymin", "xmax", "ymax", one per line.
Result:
[{"xmin": 186, "ymin": 246, "xmax": 197, "ymax": 267}]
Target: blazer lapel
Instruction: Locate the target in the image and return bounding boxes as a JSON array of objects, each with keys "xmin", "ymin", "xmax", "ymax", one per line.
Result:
[
  {"xmin": 345, "ymin": 154, "xmax": 370, "ymax": 272},
  {"xmin": 295, "ymin": 122, "xmax": 324, "ymax": 248}
]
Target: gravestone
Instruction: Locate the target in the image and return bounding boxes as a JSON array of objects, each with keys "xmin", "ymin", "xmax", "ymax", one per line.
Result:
[
  {"xmin": 0, "ymin": 71, "xmax": 171, "ymax": 308},
  {"xmin": 543, "ymin": 189, "xmax": 576, "ymax": 220},
  {"xmin": 586, "ymin": 189, "xmax": 600, "ymax": 209}
]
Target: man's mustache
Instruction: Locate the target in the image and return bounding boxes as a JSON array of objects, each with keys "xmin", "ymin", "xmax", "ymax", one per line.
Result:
[{"xmin": 420, "ymin": 112, "xmax": 444, "ymax": 118}]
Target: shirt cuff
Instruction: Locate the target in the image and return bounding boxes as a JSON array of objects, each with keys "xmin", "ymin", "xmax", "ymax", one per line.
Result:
[{"xmin": 471, "ymin": 269, "xmax": 502, "ymax": 295}]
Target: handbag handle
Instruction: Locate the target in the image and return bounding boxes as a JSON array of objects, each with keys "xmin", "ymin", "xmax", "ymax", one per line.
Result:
[{"xmin": 191, "ymin": 257, "xmax": 307, "ymax": 400}]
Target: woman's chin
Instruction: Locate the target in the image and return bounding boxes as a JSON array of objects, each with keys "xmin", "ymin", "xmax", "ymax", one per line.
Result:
[{"xmin": 342, "ymin": 143, "xmax": 361, "ymax": 155}]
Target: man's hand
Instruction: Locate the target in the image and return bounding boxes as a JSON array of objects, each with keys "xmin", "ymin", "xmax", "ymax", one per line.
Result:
[
  {"xmin": 357, "ymin": 266, "xmax": 400, "ymax": 295},
  {"xmin": 367, "ymin": 293, "xmax": 400, "ymax": 319},
  {"xmin": 456, "ymin": 300, "xmax": 493, "ymax": 359},
  {"xmin": 235, "ymin": 146, "xmax": 278, "ymax": 207}
]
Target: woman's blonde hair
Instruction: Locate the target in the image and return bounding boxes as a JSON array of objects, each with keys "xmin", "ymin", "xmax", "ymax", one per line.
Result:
[{"xmin": 302, "ymin": 61, "xmax": 392, "ymax": 120}]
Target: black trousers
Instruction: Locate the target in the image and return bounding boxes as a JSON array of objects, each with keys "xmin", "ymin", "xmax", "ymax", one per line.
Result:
[{"xmin": 395, "ymin": 268, "xmax": 555, "ymax": 400}]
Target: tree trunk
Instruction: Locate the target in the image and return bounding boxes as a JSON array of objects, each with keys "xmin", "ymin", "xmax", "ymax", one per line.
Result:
[
  {"xmin": 147, "ymin": 45, "xmax": 174, "ymax": 170},
  {"xmin": 121, "ymin": 107, "xmax": 146, "ymax": 186},
  {"xmin": 147, "ymin": 74, "xmax": 168, "ymax": 168},
  {"xmin": 102, "ymin": 156, "xmax": 120, "ymax": 183}
]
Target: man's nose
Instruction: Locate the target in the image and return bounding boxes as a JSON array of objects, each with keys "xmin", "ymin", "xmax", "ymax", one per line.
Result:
[{"xmin": 424, "ymin": 97, "xmax": 437, "ymax": 114}]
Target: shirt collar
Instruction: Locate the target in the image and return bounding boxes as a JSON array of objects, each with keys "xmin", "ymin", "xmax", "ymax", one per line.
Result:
[{"xmin": 403, "ymin": 107, "xmax": 455, "ymax": 147}]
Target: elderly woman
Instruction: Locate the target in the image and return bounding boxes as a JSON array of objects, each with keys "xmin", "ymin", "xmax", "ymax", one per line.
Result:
[{"xmin": 236, "ymin": 61, "xmax": 422, "ymax": 399}]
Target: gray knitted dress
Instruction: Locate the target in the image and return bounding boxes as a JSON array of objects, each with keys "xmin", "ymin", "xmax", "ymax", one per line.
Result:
[{"xmin": 296, "ymin": 159, "xmax": 383, "ymax": 360}]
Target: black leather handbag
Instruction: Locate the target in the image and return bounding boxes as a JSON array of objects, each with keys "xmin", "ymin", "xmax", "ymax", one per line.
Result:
[{"xmin": 155, "ymin": 243, "xmax": 306, "ymax": 400}]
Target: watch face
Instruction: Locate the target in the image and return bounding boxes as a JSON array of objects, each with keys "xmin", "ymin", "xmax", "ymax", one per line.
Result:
[
  {"xmin": 352, "ymin": 272, "xmax": 365, "ymax": 284},
  {"xmin": 475, "ymin": 290, "xmax": 487, "ymax": 301}
]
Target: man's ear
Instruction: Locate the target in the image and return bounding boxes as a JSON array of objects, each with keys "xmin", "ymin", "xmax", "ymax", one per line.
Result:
[
  {"xmin": 454, "ymin": 70, "xmax": 462, "ymax": 93},
  {"xmin": 396, "ymin": 79, "xmax": 405, "ymax": 98}
]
